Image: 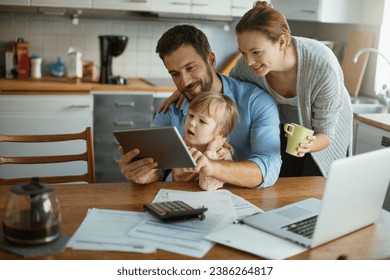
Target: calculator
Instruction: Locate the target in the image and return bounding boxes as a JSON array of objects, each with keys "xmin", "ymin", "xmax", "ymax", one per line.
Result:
[{"xmin": 143, "ymin": 200, "xmax": 208, "ymax": 221}]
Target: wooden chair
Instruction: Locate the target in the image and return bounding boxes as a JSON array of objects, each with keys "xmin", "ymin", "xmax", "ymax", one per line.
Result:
[{"xmin": 0, "ymin": 127, "xmax": 95, "ymax": 185}]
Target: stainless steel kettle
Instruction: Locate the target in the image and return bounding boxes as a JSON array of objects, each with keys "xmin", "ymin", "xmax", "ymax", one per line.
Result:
[{"xmin": 2, "ymin": 178, "xmax": 62, "ymax": 244}]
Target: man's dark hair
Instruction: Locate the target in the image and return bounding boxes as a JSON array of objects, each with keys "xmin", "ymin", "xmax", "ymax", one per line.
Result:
[{"xmin": 156, "ymin": 24, "xmax": 211, "ymax": 63}]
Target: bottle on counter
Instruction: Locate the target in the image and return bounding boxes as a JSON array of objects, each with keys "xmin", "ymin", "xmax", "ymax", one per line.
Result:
[
  {"xmin": 15, "ymin": 37, "xmax": 29, "ymax": 79},
  {"xmin": 51, "ymin": 56, "xmax": 66, "ymax": 77},
  {"xmin": 68, "ymin": 47, "xmax": 82, "ymax": 79},
  {"xmin": 30, "ymin": 54, "xmax": 42, "ymax": 79},
  {"xmin": 5, "ymin": 48, "xmax": 15, "ymax": 79}
]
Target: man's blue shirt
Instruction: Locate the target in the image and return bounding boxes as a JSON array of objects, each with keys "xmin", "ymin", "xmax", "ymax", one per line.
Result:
[{"xmin": 153, "ymin": 74, "xmax": 281, "ymax": 188}]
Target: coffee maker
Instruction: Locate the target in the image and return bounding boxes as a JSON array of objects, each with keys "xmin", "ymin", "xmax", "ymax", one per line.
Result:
[{"xmin": 99, "ymin": 35, "xmax": 128, "ymax": 84}]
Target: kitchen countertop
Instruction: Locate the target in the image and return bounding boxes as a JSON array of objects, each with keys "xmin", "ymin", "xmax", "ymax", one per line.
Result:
[
  {"xmin": 355, "ymin": 113, "xmax": 390, "ymax": 132},
  {"xmin": 0, "ymin": 77, "xmax": 176, "ymax": 93}
]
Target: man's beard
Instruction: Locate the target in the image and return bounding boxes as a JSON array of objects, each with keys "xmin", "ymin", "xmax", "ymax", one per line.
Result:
[{"xmin": 179, "ymin": 67, "xmax": 213, "ymax": 101}]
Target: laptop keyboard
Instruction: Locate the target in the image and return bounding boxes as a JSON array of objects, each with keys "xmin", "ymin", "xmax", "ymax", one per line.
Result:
[{"xmin": 282, "ymin": 216, "xmax": 318, "ymax": 238}]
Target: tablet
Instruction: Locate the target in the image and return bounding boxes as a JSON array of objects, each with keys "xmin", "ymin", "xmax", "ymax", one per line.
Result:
[{"xmin": 113, "ymin": 126, "xmax": 196, "ymax": 169}]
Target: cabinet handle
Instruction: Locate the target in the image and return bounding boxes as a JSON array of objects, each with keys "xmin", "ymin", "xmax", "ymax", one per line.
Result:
[
  {"xmin": 68, "ymin": 104, "xmax": 90, "ymax": 109},
  {"xmin": 125, "ymin": 0, "xmax": 147, "ymax": 3},
  {"xmin": 191, "ymin": 3, "xmax": 208, "ymax": 7},
  {"xmin": 301, "ymin": 10, "xmax": 316, "ymax": 14},
  {"xmin": 114, "ymin": 120, "xmax": 135, "ymax": 126},
  {"xmin": 171, "ymin": 2, "xmax": 191, "ymax": 6},
  {"xmin": 115, "ymin": 101, "xmax": 135, "ymax": 107}
]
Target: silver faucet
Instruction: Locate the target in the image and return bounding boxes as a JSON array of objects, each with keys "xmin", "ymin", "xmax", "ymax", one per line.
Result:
[{"xmin": 353, "ymin": 48, "xmax": 390, "ymax": 107}]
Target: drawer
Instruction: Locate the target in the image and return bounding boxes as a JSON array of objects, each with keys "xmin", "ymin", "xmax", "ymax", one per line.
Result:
[
  {"xmin": 94, "ymin": 116, "xmax": 152, "ymax": 133},
  {"xmin": 271, "ymin": 0, "xmax": 320, "ymax": 21},
  {"xmin": 94, "ymin": 94, "xmax": 154, "ymax": 115},
  {"xmin": 0, "ymin": 113, "xmax": 93, "ymax": 134},
  {"xmin": 0, "ymin": 94, "xmax": 93, "ymax": 112}
]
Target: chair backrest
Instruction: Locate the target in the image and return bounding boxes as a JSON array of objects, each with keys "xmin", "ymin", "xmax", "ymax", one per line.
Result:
[{"xmin": 0, "ymin": 127, "xmax": 95, "ymax": 185}]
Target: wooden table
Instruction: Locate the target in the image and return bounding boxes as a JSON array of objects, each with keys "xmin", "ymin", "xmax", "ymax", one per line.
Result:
[{"xmin": 1, "ymin": 177, "xmax": 390, "ymax": 260}]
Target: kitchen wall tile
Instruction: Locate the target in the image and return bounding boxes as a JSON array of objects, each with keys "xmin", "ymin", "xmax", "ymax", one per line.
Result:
[
  {"xmin": 42, "ymin": 34, "xmax": 56, "ymax": 48},
  {"xmin": 42, "ymin": 17, "xmax": 57, "ymax": 35},
  {"xmin": 0, "ymin": 12, "xmax": 239, "ymax": 79},
  {"xmin": 29, "ymin": 16, "xmax": 44, "ymax": 35},
  {"xmin": 56, "ymin": 19, "xmax": 71, "ymax": 35},
  {"xmin": 96, "ymin": 20, "xmax": 113, "ymax": 35},
  {"xmin": 28, "ymin": 34, "xmax": 43, "ymax": 54}
]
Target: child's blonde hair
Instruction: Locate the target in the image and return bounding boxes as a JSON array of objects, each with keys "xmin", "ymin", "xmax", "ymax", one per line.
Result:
[{"xmin": 188, "ymin": 92, "xmax": 238, "ymax": 138}]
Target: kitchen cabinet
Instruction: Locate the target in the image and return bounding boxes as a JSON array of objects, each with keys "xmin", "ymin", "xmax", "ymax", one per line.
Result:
[
  {"xmin": 151, "ymin": 0, "xmax": 190, "ymax": 14},
  {"xmin": 93, "ymin": 92, "xmax": 154, "ymax": 183},
  {"xmin": 271, "ymin": 0, "xmax": 383, "ymax": 24},
  {"xmin": 30, "ymin": 0, "xmax": 91, "ymax": 8},
  {"xmin": 0, "ymin": 0, "xmax": 29, "ymax": 5},
  {"xmin": 231, "ymin": 0, "xmax": 255, "ymax": 17},
  {"xmin": 151, "ymin": 0, "xmax": 230, "ymax": 17},
  {"xmin": 354, "ymin": 119, "xmax": 390, "ymax": 155},
  {"xmin": 0, "ymin": 94, "xmax": 93, "ymax": 181},
  {"xmin": 191, "ymin": 0, "xmax": 230, "ymax": 17},
  {"xmin": 354, "ymin": 114, "xmax": 390, "ymax": 212},
  {"xmin": 92, "ymin": 0, "xmax": 151, "ymax": 11}
]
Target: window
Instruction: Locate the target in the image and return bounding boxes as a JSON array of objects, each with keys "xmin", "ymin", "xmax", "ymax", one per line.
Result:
[{"xmin": 375, "ymin": 0, "xmax": 390, "ymax": 92}]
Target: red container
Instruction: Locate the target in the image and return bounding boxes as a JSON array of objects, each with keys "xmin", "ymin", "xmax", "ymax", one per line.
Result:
[{"xmin": 15, "ymin": 38, "xmax": 29, "ymax": 79}]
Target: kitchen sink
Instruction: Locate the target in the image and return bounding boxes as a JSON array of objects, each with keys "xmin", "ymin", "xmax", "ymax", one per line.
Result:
[
  {"xmin": 352, "ymin": 104, "xmax": 389, "ymax": 114},
  {"xmin": 350, "ymin": 96, "xmax": 380, "ymax": 105},
  {"xmin": 350, "ymin": 96, "xmax": 389, "ymax": 114}
]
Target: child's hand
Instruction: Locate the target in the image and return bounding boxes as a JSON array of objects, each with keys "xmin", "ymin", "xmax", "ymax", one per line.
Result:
[{"xmin": 182, "ymin": 147, "xmax": 212, "ymax": 175}]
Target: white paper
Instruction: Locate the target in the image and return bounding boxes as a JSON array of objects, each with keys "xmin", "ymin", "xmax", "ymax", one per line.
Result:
[
  {"xmin": 127, "ymin": 213, "xmax": 228, "ymax": 258},
  {"xmin": 227, "ymin": 190, "xmax": 264, "ymax": 219},
  {"xmin": 128, "ymin": 188, "xmax": 236, "ymax": 258},
  {"xmin": 154, "ymin": 188, "xmax": 237, "ymax": 223},
  {"xmin": 205, "ymin": 223, "xmax": 307, "ymax": 260},
  {"xmin": 153, "ymin": 188, "xmax": 263, "ymax": 221},
  {"xmin": 67, "ymin": 208, "xmax": 156, "ymax": 253}
]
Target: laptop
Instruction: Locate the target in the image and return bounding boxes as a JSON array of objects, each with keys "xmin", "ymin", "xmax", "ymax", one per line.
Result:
[
  {"xmin": 243, "ymin": 147, "xmax": 390, "ymax": 248},
  {"xmin": 113, "ymin": 126, "xmax": 196, "ymax": 169}
]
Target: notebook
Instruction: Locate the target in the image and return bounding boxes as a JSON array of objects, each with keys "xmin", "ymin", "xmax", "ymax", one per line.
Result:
[
  {"xmin": 113, "ymin": 126, "xmax": 196, "ymax": 169},
  {"xmin": 243, "ymin": 147, "xmax": 390, "ymax": 248}
]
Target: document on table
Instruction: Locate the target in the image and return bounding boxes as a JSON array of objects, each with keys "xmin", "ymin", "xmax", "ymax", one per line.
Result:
[
  {"xmin": 127, "ymin": 189, "xmax": 237, "ymax": 258},
  {"xmin": 125, "ymin": 188, "xmax": 261, "ymax": 258},
  {"xmin": 66, "ymin": 208, "xmax": 156, "ymax": 253},
  {"xmin": 65, "ymin": 189, "xmax": 266, "ymax": 258},
  {"xmin": 153, "ymin": 188, "xmax": 263, "ymax": 221}
]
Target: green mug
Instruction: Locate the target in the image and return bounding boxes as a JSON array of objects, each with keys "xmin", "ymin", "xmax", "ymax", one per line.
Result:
[{"xmin": 283, "ymin": 123, "xmax": 314, "ymax": 157}]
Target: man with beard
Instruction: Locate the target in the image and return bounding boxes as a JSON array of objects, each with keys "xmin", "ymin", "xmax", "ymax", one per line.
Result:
[{"xmin": 118, "ymin": 24, "xmax": 281, "ymax": 189}]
